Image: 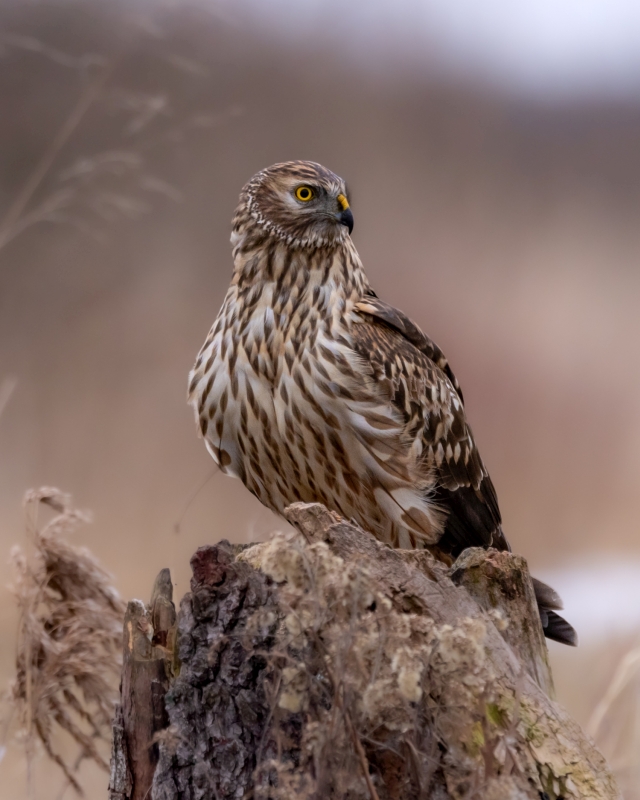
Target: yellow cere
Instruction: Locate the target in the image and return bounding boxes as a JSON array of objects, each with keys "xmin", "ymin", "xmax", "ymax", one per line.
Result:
[
  {"xmin": 295, "ymin": 185, "xmax": 314, "ymax": 202},
  {"xmin": 337, "ymin": 193, "xmax": 350, "ymax": 211}
]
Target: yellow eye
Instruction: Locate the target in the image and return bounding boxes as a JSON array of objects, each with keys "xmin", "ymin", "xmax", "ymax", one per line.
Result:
[{"xmin": 295, "ymin": 185, "xmax": 315, "ymax": 202}]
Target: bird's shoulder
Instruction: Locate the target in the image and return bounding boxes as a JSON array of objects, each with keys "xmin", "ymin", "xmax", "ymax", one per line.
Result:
[{"xmin": 353, "ymin": 293, "xmax": 464, "ymax": 404}]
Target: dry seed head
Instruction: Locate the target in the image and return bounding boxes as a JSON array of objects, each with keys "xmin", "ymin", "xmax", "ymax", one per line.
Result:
[{"xmin": 8, "ymin": 487, "xmax": 125, "ymax": 794}]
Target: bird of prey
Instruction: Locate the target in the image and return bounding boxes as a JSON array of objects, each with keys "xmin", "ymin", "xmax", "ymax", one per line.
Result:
[{"xmin": 188, "ymin": 160, "xmax": 577, "ymax": 646}]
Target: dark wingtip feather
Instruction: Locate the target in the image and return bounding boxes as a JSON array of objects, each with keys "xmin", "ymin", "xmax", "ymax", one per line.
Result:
[
  {"xmin": 532, "ymin": 576, "xmax": 564, "ymax": 611},
  {"xmin": 543, "ymin": 609, "xmax": 578, "ymax": 647}
]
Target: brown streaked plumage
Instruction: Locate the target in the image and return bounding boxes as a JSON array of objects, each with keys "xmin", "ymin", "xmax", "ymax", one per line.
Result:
[{"xmin": 188, "ymin": 160, "xmax": 577, "ymax": 646}]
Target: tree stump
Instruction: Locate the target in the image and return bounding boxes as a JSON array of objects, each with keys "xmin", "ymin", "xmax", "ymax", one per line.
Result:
[{"xmin": 109, "ymin": 503, "xmax": 620, "ymax": 800}]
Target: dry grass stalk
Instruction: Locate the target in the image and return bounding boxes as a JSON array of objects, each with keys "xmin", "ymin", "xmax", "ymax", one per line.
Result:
[
  {"xmin": 0, "ymin": 25, "xmax": 240, "ymax": 257},
  {"xmin": 587, "ymin": 645, "xmax": 640, "ymax": 799},
  {"xmin": 7, "ymin": 487, "xmax": 125, "ymax": 796},
  {"xmin": 0, "ymin": 376, "xmax": 17, "ymax": 422},
  {"xmin": 0, "ymin": 60, "xmax": 116, "ymax": 252}
]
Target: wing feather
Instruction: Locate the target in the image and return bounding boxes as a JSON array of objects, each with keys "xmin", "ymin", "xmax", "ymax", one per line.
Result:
[{"xmin": 353, "ymin": 296, "xmax": 508, "ymax": 557}]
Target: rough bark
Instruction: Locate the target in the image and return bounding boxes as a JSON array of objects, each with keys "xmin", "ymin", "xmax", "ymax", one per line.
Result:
[
  {"xmin": 152, "ymin": 541, "xmax": 280, "ymax": 800},
  {"xmin": 110, "ymin": 503, "xmax": 620, "ymax": 800}
]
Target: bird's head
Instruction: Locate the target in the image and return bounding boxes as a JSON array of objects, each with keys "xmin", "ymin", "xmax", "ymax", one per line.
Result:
[{"xmin": 234, "ymin": 161, "xmax": 353, "ymax": 248}]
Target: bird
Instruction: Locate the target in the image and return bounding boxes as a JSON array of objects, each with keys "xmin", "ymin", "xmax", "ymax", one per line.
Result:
[{"xmin": 188, "ymin": 160, "xmax": 577, "ymax": 646}]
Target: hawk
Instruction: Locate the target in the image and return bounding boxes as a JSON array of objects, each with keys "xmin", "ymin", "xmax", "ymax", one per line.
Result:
[{"xmin": 188, "ymin": 160, "xmax": 577, "ymax": 646}]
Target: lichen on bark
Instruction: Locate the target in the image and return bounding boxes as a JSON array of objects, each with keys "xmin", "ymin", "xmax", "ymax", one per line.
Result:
[{"xmin": 114, "ymin": 504, "xmax": 620, "ymax": 800}]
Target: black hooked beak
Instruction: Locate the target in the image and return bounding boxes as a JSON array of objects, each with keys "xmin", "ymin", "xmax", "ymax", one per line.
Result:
[{"xmin": 336, "ymin": 193, "xmax": 354, "ymax": 235}]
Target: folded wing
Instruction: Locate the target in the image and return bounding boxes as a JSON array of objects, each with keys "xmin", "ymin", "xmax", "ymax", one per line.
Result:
[{"xmin": 353, "ymin": 295, "xmax": 508, "ymax": 558}]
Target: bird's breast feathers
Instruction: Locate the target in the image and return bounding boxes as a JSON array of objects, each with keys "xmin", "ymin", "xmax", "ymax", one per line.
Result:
[{"xmin": 188, "ymin": 293, "xmax": 445, "ymax": 548}]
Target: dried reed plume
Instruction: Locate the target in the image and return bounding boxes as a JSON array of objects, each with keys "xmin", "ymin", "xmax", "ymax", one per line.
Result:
[{"xmin": 7, "ymin": 487, "xmax": 125, "ymax": 795}]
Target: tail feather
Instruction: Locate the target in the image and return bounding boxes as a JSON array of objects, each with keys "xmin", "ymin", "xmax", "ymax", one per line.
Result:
[
  {"xmin": 531, "ymin": 577, "xmax": 563, "ymax": 611},
  {"xmin": 532, "ymin": 577, "xmax": 578, "ymax": 646},
  {"xmin": 542, "ymin": 609, "xmax": 578, "ymax": 646}
]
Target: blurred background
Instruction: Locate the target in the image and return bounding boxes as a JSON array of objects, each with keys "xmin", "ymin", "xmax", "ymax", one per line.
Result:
[{"xmin": 1, "ymin": 0, "xmax": 640, "ymax": 795}]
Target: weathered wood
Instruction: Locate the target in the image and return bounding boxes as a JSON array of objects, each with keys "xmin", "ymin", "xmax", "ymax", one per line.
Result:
[
  {"xmin": 449, "ymin": 547, "xmax": 555, "ymax": 696},
  {"xmin": 110, "ymin": 504, "xmax": 620, "ymax": 800},
  {"xmin": 108, "ymin": 703, "xmax": 132, "ymax": 800},
  {"xmin": 108, "ymin": 568, "xmax": 176, "ymax": 800}
]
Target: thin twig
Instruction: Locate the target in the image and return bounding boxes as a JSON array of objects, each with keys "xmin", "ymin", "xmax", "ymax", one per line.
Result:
[
  {"xmin": 588, "ymin": 646, "xmax": 640, "ymax": 738},
  {"xmin": 0, "ymin": 376, "xmax": 17, "ymax": 422},
  {"xmin": 0, "ymin": 60, "xmax": 116, "ymax": 252},
  {"xmin": 173, "ymin": 467, "xmax": 219, "ymax": 535}
]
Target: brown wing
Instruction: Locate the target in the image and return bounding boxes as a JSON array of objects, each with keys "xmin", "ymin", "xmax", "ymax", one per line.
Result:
[
  {"xmin": 355, "ymin": 295, "xmax": 465, "ymax": 404},
  {"xmin": 353, "ymin": 296, "xmax": 509, "ymax": 558}
]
